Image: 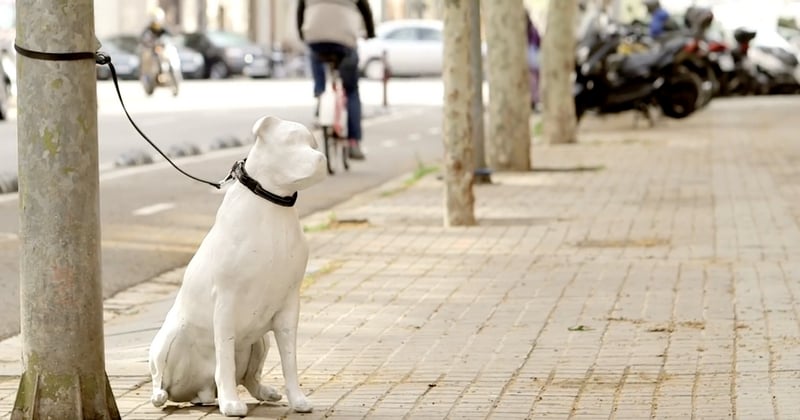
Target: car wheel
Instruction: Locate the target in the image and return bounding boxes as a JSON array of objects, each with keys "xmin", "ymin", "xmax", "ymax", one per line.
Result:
[
  {"xmin": 0, "ymin": 81, "xmax": 8, "ymax": 121},
  {"xmin": 96, "ymin": 66, "xmax": 110, "ymax": 81},
  {"xmin": 209, "ymin": 61, "xmax": 229, "ymax": 79},
  {"xmin": 363, "ymin": 58, "xmax": 385, "ymax": 80}
]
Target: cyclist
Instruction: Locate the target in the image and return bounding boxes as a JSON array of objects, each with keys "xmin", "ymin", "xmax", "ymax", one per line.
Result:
[
  {"xmin": 297, "ymin": 0, "xmax": 375, "ymax": 160},
  {"xmin": 139, "ymin": 7, "xmax": 172, "ymax": 82},
  {"xmin": 141, "ymin": 7, "xmax": 170, "ymax": 45}
]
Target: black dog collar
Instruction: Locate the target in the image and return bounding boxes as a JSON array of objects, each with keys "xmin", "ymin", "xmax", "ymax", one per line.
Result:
[{"xmin": 228, "ymin": 159, "xmax": 298, "ymax": 207}]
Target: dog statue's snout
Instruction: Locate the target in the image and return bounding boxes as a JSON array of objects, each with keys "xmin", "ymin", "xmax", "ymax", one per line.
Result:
[
  {"xmin": 310, "ymin": 151, "xmax": 328, "ymax": 182},
  {"xmin": 316, "ymin": 150, "xmax": 327, "ymax": 167}
]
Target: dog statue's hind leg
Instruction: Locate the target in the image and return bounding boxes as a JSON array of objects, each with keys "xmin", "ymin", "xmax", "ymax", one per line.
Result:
[
  {"xmin": 243, "ymin": 335, "xmax": 282, "ymax": 403},
  {"xmin": 273, "ymin": 294, "xmax": 313, "ymax": 413},
  {"xmin": 213, "ymin": 300, "xmax": 249, "ymax": 417}
]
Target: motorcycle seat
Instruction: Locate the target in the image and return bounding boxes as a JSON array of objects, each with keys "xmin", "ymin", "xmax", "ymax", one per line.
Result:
[
  {"xmin": 618, "ymin": 50, "xmax": 663, "ymax": 78},
  {"xmin": 618, "ymin": 38, "xmax": 687, "ymax": 78}
]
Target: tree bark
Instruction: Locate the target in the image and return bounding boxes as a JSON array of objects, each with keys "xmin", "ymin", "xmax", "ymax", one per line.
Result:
[
  {"xmin": 541, "ymin": 0, "xmax": 578, "ymax": 144},
  {"xmin": 442, "ymin": 0, "xmax": 476, "ymax": 227},
  {"xmin": 483, "ymin": 0, "xmax": 531, "ymax": 171}
]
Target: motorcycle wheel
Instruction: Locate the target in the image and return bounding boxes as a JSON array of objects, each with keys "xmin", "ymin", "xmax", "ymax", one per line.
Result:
[
  {"xmin": 715, "ymin": 71, "xmax": 731, "ymax": 97},
  {"xmin": 575, "ymin": 104, "xmax": 586, "ymax": 122},
  {"xmin": 695, "ymin": 68, "xmax": 716, "ymax": 108},
  {"xmin": 169, "ymin": 68, "xmax": 179, "ymax": 97},
  {"xmin": 142, "ymin": 76, "xmax": 156, "ymax": 96},
  {"xmin": 657, "ymin": 69, "xmax": 701, "ymax": 119}
]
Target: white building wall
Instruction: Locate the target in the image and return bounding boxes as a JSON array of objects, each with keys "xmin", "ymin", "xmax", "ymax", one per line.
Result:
[
  {"xmin": 94, "ymin": 0, "xmax": 157, "ymax": 38},
  {"xmin": 202, "ymin": 0, "xmax": 249, "ymax": 33},
  {"xmin": 252, "ymin": 0, "xmax": 271, "ymax": 45},
  {"xmin": 180, "ymin": 0, "xmax": 200, "ymax": 32}
]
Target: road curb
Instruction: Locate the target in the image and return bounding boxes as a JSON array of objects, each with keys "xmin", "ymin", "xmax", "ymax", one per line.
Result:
[{"xmin": 106, "ymin": 106, "xmax": 391, "ymax": 172}]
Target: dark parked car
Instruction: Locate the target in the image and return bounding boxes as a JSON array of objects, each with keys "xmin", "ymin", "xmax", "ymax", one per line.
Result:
[
  {"xmin": 102, "ymin": 34, "xmax": 206, "ymax": 80},
  {"xmin": 180, "ymin": 30, "xmax": 270, "ymax": 79},
  {"xmin": 96, "ymin": 38, "xmax": 140, "ymax": 80}
]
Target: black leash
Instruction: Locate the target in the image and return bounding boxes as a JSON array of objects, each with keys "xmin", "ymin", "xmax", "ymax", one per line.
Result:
[
  {"xmin": 96, "ymin": 51, "xmax": 227, "ymax": 189},
  {"xmin": 14, "ymin": 42, "xmax": 300, "ymax": 207},
  {"xmin": 14, "ymin": 42, "xmax": 227, "ymax": 189}
]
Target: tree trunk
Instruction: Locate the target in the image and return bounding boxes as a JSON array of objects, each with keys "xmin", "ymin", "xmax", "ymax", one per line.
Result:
[
  {"xmin": 469, "ymin": 0, "xmax": 491, "ymax": 183},
  {"xmin": 13, "ymin": 0, "xmax": 119, "ymax": 418},
  {"xmin": 442, "ymin": 0, "xmax": 476, "ymax": 227},
  {"xmin": 541, "ymin": 0, "xmax": 578, "ymax": 144},
  {"xmin": 483, "ymin": 0, "xmax": 531, "ymax": 171}
]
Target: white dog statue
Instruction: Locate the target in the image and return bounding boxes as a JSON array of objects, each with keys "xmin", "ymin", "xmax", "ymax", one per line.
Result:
[{"xmin": 148, "ymin": 116, "xmax": 327, "ymax": 417}]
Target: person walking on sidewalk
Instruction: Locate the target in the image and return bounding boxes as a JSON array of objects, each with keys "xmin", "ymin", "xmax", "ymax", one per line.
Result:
[
  {"xmin": 297, "ymin": 0, "xmax": 376, "ymax": 161},
  {"xmin": 526, "ymin": 9, "xmax": 541, "ymax": 112},
  {"xmin": 643, "ymin": 0, "xmax": 677, "ymax": 39}
]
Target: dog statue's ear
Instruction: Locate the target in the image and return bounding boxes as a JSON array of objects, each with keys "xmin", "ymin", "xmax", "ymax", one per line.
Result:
[{"xmin": 252, "ymin": 116, "xmax": 282, "ymax": 142}]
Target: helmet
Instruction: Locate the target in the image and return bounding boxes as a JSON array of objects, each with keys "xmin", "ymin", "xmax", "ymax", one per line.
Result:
[
  {"xmin": 149, "ymin": 7, "xmax": 166, "ymax": 28},
  {"xmin": 685, "ymin": 6, "xmax": 713, "ymax": 31}
]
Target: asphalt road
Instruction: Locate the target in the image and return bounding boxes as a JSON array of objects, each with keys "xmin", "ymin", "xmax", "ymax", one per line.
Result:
[{"xmin": 0, "ymin": 78, "xmax": 445, "ymax": 340}]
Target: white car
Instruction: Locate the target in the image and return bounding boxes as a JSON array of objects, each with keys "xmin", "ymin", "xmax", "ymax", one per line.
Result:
[{"xmin": 358, "ymin": 19, "xmax": 444, "ymax": 79}]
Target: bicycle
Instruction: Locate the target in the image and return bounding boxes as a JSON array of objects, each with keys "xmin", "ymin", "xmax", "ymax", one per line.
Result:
[
  {"xmin": 315, "ymin": 53, "xmax": 350, "ymax": 175},
  {"xmin": 140, "ymin": 38, "xmax": 180, "ymax": 97}
]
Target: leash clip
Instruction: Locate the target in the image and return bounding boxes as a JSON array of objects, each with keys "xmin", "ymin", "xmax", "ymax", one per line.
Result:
[
  {"xmin": 218, "ymin": 172, "xmax": 235, "ymax": 187},
  {"xmin": 217, "ymin": 159, "xmax": 244, "ymax": 187}
]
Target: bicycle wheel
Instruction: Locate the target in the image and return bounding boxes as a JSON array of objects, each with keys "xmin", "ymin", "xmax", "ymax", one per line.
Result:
[
  {"xmin": 322, "ymin": 127, "xmax": 336, "ymax": 175},
  {"xmin": 341, "ymin": 140, "xmax": 349, "ymax": 171}
]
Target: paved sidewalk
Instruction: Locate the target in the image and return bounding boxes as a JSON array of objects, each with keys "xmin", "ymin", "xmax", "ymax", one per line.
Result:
[{"xmin": 2, "ymin": 97, "xmax": 800, "ymax": 419}]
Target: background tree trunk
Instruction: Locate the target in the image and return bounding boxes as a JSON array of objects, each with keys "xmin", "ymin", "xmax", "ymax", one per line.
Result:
[
  {"xmin": 541, "ymin": 0, "xmax": 578, "ymax": 144},
  {"xmin": 469, "ymin": 0, "xmax": 491, "ymax": 184},
  {"xmin": 441, "ymin": 0, "xmax": 476, "ymax": 227},
  {"xmin": 483, "ymin": 0, "xmax": 531, "ymax": 171}
]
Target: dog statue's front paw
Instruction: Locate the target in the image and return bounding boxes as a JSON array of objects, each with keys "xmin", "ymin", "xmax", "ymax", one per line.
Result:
[
  {"xmin": 256, "ymin": 385, "xmax": 282, "ymax": 402},
  {"xmin": 219, "ymin": 399, "xmax": 248, "ymax": 417},
  {"xmin": 290, "ymin": 395, "xmax": 313, "ymax": 413},
  {"xmin": 151, "ymin": 389, "xmax": 168, "ymax": 407}
]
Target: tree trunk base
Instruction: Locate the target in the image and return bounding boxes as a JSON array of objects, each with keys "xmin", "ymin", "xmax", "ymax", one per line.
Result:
[{"xmin": 12, "ymin": 370, "xmax": 120, "ymax": 420}]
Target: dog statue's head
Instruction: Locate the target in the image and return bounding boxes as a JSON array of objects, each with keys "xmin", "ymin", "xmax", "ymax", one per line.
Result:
[{"xmin": 244, "ymin": 116, "xmax": 327, "ymax": 195}]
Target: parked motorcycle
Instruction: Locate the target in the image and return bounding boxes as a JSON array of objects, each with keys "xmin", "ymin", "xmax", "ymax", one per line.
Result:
[
  {"xmin": 677, "ymin": 37, "xmax": 718, "ymax": 106},
  {"xmin": 672, "ymin": 6, "xmax": 719, "ymax": 106},
  {"xmin": 624, "ymin": 10, "xmax": 716, "ymax": 109},
  {"xmin": 140, "ymin": 38, "xmax": 181, "ymax": 97},
  {"xmin": 749, "ymin": 43, "xmax": 800, "ymax": 95},
  {"xmin": 723, "ymin": 28, "xmax": 760, "ymax": 95},
  {"xmin": 574, "ymin": 23, "xmax": 702, "ymax": 123}
]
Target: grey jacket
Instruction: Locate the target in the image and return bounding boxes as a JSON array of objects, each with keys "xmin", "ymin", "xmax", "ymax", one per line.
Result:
[{"xmin": 297, "ymin": 0, "xmax": 376, "ymax": 49}]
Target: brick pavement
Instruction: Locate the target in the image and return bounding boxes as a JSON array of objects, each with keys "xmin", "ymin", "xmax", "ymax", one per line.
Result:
[{"xmin": 1, "ymin": 97, "xmax": 799, "ymax": 419}]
